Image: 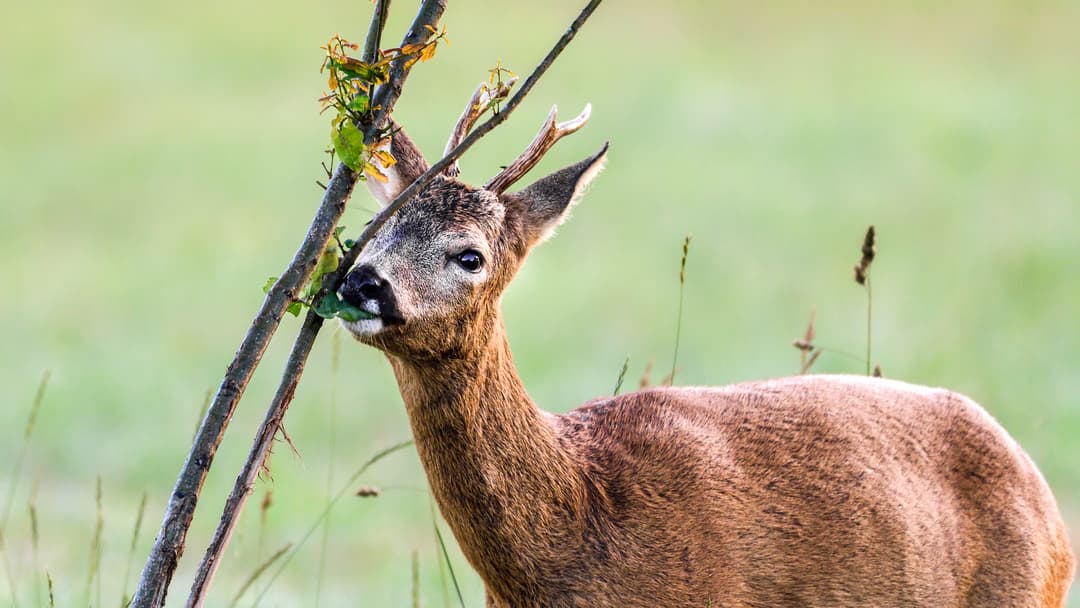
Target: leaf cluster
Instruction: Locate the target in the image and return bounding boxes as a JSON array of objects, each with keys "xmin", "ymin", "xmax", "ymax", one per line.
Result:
[
  {"xmin": 319, "ymin": 28, "xmax": 448, "ymax": 180},
  {"xmin": 263, "ymin": 227, "xmax": 375, "ymax": 322}
]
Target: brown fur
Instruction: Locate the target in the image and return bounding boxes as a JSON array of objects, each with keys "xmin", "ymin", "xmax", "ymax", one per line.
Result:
[{"xmin": 342, "ymin": 127, "xmax": 1075, "ymax": 607}]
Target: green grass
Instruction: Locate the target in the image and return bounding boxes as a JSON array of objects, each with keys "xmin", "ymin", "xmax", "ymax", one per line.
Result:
[{"xmin": 1, "ymin": 0, "xmax": 1078, "ymax": 605}]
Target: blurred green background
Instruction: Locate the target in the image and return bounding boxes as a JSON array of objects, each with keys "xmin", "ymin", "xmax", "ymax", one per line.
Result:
[{"xmin": 1, "ymin": 0, "xmax": 1077, "ymax": 605}]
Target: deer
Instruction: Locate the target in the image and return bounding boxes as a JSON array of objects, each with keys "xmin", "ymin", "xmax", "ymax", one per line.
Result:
[{"xmin": 336, "ymin": 84, "xmax": 1075, "ymax": 607}]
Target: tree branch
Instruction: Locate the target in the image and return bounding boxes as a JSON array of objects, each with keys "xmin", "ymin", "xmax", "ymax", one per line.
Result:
[
  {"xmin": 131, "ymin": 1, "xmax": 444, "ymax": 606},
  {"xmin": 168, "ymin": 0, "xmax": 602, "ymax": 605}
]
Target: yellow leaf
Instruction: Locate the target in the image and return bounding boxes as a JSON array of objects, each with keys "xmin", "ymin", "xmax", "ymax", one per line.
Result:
[
  {"xmin": 365, "ymin": 164, "xmax": 389, "ymax": 183},
  {"xmin": 419, "ymin": 43, "xmax": 437, "ymax": 62},
  {"xmin": 372, "ymin": 149, "xmax": 397, "ymax": 167}
]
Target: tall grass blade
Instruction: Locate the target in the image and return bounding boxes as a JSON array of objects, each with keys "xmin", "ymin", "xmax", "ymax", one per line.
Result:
[
  {"xmin": 433, "ymin": 518, "xmax": 465, "ymax": 608},
  {"xmin": 315, "ymin": 332, "xmax": 342, "ymax": 608},
  {"xmin": 0, "ymin": 369, "xmax": 51, "ymax": 607},
  {"xmin": 612, "ymin": 355, "xmax": 630, "ymax": 396},
  {"xmin": 430, "ymin": 498, "xmax": 450, "ymax": 608},
  {"xmin": 230, "ymin": 543, "xmax": 290, "ymax": 607},
  {"xmin": 46, "ymin": 572, "xmax": 55, "ymax": 608},
  {"xmin": 411, "ymin": 549, "xmax": 420, "ymax": 608},
  {"xmin": 192, "ymin": 387, "xmax": 213, "ymax": 443},
  {"xmin": 120, "ymin": 491, "xmax": 148, "ymax": 607},
  {"xmin": 85, "ymin": 476, "xmax": 104, "ymax": 608},
  {"xmin": 251, "ymin": 440, "xmax": 414, "ymax": 606},
  {"xmin": 29, "ymin": 480, "xmax": 42, "ymax": 608},
  {"xmin": 2, "ymin": 371, "xmax": 49, "ymax": 531},
  {"xmin": 668, "ymin": 236, "xmax": 692, "ymax": 385}
]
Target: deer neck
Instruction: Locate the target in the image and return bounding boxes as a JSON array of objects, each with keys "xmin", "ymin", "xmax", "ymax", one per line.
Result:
[{"xmin": 387, "ymin": 315, "xmax": 584, "ymax": 591}]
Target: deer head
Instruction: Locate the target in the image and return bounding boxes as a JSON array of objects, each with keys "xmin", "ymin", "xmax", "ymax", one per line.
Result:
[{"xmin": 338, "ymin": 89, "xmax": 605, "ymax": 362}]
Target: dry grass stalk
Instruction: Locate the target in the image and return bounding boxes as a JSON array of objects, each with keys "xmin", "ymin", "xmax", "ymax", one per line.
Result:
[
  {"xmin": 612, "ymin": 356, "xmax": 630, "ymax": 396},
  {"xmin": 228, "ymin": 543, "xmax": 291, "ymax": 608},
  {"xmin": 85, "ymin": 475, "xmax": 104, "ymax": 608},
  {"xmin": 792, "ymin": 311, "xmax": 823, "ymax": 374},
  {"xmin": 192, "ymin": 388, "xmax": 212, "ymax": 443},
  {"xmin": 638, "ymin": 360, "xmax": 654, "ymax": 389},
  {"xmin": 29, "ymin": 479, "xmax": 41, "ymax": 608},
  {"xmin": 853, "ymin": 225, "xmax": 877, "ymax": 375},
  {"xmin": 411, "ymin": 549, "xmax": 421, "ymax": 608},
  {"xmin": 669, "ymin": 235, "xmax": 692, "ymax": 385},
  {"xmin": 853, "ymin": 225, "xmax": 876, "ymax": 285},
  {"xmin": 121, "ymin": 491, "xmax": 149, "ymax": 607}
]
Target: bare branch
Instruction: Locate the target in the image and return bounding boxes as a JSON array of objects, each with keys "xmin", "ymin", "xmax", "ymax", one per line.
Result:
[
  {"xmin": 179, "ymin": 4, "xmax": 448, "ymax": 608},
  {"xmin": 443, "ymin": 77, "xmax": 518, "ymax": 178},
  {"xmin": 169, "ymin": 1, "xmax": 603, "ymax": 606},
  {"xmin": 131, "ymin": 2, "xmax": 446, "ymax": 606},
  {"xmin": 484, "ymin": 103, "xmax": 591, "ymax": 193},
  {"xmin": 362, "ymin": 0, "xmax": 391, "ymax": 64}
]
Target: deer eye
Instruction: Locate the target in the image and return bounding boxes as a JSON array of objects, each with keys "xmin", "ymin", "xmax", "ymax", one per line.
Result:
[{"xmin": 454, "ymin": 250, "xmax": 485, "ymax": 273}]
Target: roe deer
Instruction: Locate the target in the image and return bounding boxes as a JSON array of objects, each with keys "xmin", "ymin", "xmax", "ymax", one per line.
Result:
[{"xmin": 337, "ymin": 87, "xmax": 1075, "ymax": 607}]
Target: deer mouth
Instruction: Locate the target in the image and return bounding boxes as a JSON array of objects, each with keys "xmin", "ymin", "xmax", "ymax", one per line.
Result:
[{"xmin": 339, "ymin": 300, "xmax": 406, "ymax": 338}]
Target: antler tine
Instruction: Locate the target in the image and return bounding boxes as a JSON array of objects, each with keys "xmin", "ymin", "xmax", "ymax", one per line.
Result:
[
  {"xmin": 484, "ymin": 103, "xmax": 592, "ymax": 194},
  {"xmin": 443, "ymin": 77, "xmax": 519, "ymax": 178}
]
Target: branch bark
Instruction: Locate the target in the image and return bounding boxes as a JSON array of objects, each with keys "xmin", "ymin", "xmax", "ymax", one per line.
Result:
[
  {"xmin": 131, "ymin": 1, "xmax": 443, "ymax": 605},
  {"xmin": 150, "ymin": 0, "xmax": 603, "ymax": 605}
]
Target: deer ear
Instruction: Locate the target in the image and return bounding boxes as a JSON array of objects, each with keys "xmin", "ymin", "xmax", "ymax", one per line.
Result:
[
  {"xmin": 510, "ymin": 142, "xmax": 607, "ymax": 245},
  {"xmin": 365, "ymin": 124, "xmax": 430, "ymax": 207}
]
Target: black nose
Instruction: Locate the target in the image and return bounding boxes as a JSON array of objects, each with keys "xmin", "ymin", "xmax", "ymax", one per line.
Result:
[{"xmin": 340, "ymin": 265, "xmax": 385, "ymax": 306}]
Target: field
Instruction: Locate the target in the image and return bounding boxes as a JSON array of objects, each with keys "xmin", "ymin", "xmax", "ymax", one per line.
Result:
[{"xmin": 1, "ymin": 0, "xmax": 1077, "ymax": 605}]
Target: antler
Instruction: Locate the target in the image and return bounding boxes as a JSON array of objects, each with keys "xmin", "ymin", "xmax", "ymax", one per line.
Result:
[
  {"xmin": 484, "ymin": 104, "xmax": 592, "ymax": 194},
  {"xmin": 443, "ymin": 78, "xmax": 519, "ymax": 178}
]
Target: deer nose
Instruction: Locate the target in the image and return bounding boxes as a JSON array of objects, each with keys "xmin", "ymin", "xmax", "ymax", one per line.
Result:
[{"xmin": 340, "ymin": 265, "xmax": 385, "ymax": 306}]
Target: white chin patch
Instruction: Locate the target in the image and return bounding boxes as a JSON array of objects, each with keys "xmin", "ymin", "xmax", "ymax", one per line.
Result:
[{"xmin": 340, "ymin": 317, "xmax": 384, "ymax": 337}]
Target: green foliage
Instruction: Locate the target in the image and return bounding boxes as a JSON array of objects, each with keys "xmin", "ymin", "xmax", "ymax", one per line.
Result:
[
  {"xmin": 319, "ymin": 28, "xmax": 448, "ymax": 177},
  {"xmin": 261, "ymin": 228, "xmax": 374, "ymax": 322}
]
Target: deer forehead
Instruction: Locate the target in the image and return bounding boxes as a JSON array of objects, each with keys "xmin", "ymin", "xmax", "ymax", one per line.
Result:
[{"xmin": 375, "ymin": 182, "xmax": 507, "ymax": 251}]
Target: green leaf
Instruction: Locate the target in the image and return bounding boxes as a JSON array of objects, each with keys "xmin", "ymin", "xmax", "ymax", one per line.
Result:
[
  {"xmin": 313, "ymin": 293, "xmax": 342, "ymax": 319},
  {"xmin": 331, "ymin": 119, "xmax": 366, "ymax": 171},
  {"xmin": 305, "ymin": 245, "xmax": 341, "ymax": 300},
  {"xmin": 286, "ymin": 301, "xmax": 304, "ymax": 317},
  {"xmin": 262, "ymin": 276, "xmax": 278, "ymax": 294},
  {"xmin": 347, "ymin": 95, "xmax": 370, "ymax": 114},
  {"xmin": 343, "ymin": 239, "xmax": 356, "ymax": 250},
  {"xmin": 313, "ymin": 293, "xmax": 377, "ymax": 322},
  {"xmin": 336, "ymin": 302, "xmax": 377, "ymax": 322},
  {"xmin": 333, "ymin": 226, "xmax": 348, "ymax": 240}
]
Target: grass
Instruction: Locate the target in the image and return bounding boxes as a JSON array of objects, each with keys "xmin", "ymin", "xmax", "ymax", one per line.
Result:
[{"xmin": 1, "ymin": 0, "xmax": 1078, "ymax": 605}]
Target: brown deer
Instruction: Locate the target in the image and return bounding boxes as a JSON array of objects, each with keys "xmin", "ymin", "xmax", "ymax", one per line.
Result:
[{"xmin": 337, "ymin": 87, "xmax": 1075, "ymax": 607}]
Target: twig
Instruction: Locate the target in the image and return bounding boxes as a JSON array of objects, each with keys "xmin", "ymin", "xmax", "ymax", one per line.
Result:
[
  {"xmin": 181, "ymin": 3, "xmax": 440, "ymax": 596},
  {"xmin": 132, "ymin": 2, "xmax": 439, "ymax": 605},
  {"xmin": 363, "ymin": 0, "xmax": 391, "ymax": 64},
  {"xmin": 187, "ymin": 0, "xmax": 603, "ymax": 605}
]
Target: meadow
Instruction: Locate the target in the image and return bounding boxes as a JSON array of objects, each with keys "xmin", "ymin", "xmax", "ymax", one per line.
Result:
[{"xmin": 1, "ymin": 0, "xmax": 1077, "ymax": 605}]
